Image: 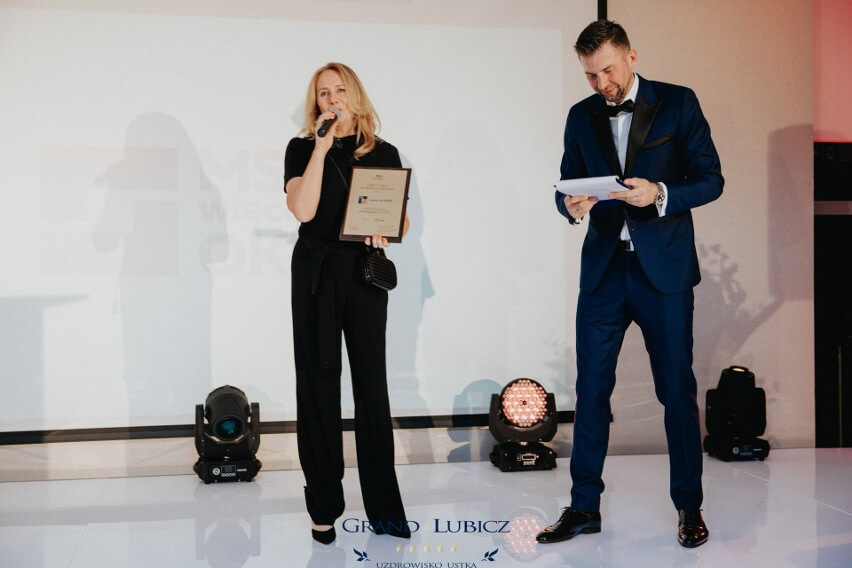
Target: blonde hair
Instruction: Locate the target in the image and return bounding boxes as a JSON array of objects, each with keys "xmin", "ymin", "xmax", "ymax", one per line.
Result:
[{"xmin": 301, "ymin": 62, "xmax": 381, "ymax": 159}]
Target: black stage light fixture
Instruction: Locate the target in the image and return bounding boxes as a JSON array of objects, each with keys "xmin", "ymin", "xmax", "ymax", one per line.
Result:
[
  {"xmin": 194, "ymin": 385, "xmax": 262, "ymax": 483},
  {"xmin": 488, "ymin": 378, "xmax": 557, "ymax": 472},
  {"xmin": 703, "ymin": 365, "xmax": 771, "ymax": 461}
]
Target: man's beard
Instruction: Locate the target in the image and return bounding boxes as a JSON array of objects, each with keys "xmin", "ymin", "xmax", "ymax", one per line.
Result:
[{"xmin": 599, "ymin": 85, "xmax": 625, "ymax": 103}]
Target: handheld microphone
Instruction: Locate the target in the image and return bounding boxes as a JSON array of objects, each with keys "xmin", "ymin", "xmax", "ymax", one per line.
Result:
[{"xmin": 317, "ymin": 107, "xmax": 340, "ymax": 138}]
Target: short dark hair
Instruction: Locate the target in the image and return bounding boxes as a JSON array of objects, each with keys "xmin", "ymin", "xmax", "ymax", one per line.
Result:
[{"xmin": 574, "ymin": 20, "xmax": 631, "ymax": 56}]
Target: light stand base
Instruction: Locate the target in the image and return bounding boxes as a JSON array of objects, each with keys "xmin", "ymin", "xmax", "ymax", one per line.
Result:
[
  {"xmin": 489, "ymin": 441, "xmax": 556, "ymax": 472},
  {"xmin": 704, "ymin": 435, "xmax": 770, "ymax": 461},
  {"xmin": 193, "ymin": 457, "xmax": 262, "ymax": 483}
]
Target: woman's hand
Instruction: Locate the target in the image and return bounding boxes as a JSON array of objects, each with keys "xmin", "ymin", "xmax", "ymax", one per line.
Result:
[
  {"xmin": 312, "ymin": 110, "xmax": 339, "ymax": 154},
  {"xmin": 365, "ymin": 234, "xmax": 389, "ymax": 248}
]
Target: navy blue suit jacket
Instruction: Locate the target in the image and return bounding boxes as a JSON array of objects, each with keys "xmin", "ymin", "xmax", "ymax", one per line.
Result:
[{"xmin": 556, "ymin": 75, "xmax": 723, "ymax": 295}]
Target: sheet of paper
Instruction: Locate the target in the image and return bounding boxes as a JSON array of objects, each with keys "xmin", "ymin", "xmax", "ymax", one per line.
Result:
[{"xmin": 554, "ymin": 175, "xmax": 628, "ymax": 200}]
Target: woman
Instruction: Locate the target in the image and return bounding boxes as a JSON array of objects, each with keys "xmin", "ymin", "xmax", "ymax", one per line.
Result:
[{"xmin": 284, "ymin": 62, "xmax": 410, "ymax": 545}]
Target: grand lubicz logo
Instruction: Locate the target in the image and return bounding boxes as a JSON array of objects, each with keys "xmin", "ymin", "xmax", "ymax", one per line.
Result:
[{"xmin": 343, "ymin": 518, "xmax": 511, "ymax": 566}]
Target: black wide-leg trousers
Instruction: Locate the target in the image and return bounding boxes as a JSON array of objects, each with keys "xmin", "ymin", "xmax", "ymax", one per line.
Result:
[{"xmin": 291, "ymin": 245, "xmax": 407, "ymax": 527}]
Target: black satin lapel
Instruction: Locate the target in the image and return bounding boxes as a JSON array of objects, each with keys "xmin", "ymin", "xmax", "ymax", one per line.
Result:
[
  {"xmin": 624, "ymin": 94, "xmax": 660, "ymax": 177},
  {"xmin": 591, "ymin": 109, "xmax": 623, "ymax": 176}
]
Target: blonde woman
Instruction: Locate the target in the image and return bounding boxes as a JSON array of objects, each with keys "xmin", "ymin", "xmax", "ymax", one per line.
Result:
[{"xmin": 284, "ymin": 62, "xmax": 410, "ymax": 545}]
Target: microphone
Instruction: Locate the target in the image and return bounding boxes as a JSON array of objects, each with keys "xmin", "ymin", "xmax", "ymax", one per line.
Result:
[{"xmin": 317, "ymin": 107, "xmax": 340, "ymax": 138}]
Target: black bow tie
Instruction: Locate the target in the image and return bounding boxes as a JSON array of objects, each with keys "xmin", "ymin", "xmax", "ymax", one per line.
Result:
[{"xmin": 605, "ymin": 99, "xmax": 635, "ymax": 117}]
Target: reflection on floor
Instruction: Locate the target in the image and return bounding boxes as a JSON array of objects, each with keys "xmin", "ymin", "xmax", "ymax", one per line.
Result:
[{"xmin": 1, "ymin": 449, "xmax": 850, "ymax": 567}]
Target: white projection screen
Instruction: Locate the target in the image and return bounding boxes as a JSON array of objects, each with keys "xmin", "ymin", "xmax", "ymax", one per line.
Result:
[{"xmin": 0, "ymin": 2, "xmax": 596, "ymax": 430}]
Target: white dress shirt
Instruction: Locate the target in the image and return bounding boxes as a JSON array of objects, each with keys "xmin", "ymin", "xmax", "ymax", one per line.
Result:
[{"xmin": 576, "ymin": 75, "xmax": 668, "ymax": 245}]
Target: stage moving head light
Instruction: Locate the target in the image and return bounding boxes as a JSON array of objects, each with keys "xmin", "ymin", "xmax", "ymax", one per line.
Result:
[
  {"xmin": 703, "ymin": 366, "xmax": 770, "ymax": 461},
  {"xmin": 488, "ymin": 378, "xmax": 557, "ymax": 472},
  {"xmin": 194, "ymin": 385, "xmax": 262, "ymax": 483},
  {"xmin": 490, "ymin": 378, "xmax": 558, "ymax": 442}
]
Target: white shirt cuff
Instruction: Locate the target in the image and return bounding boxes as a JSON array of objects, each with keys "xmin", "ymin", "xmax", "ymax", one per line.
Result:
[{"xmin": 656, "ymin": 182, "xmax": 668, "ymax": 217}]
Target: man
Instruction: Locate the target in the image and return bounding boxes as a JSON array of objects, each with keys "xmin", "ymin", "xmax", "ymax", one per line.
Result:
[{"xmin": 536, "ymin": 20, "xmax": 722, "ymax": 548}]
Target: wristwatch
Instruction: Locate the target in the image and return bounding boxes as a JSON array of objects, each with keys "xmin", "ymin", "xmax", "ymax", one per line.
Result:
[{"xmin": 654, "ymin": 183, "xmax": 666, "ymax": 206}]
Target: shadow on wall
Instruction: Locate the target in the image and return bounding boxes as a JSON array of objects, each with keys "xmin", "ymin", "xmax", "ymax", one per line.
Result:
[
  {"xmin": 0, "ymin": 296, "xmax": 86, "ymax": 432},
  {"xmin": 768, "ymin": 125, "xmax": 812, "ymax": 302},
  {"xmin": 447, "ymin": 379, "xmax": 502, "ymax": 463},
  {"xmin": 386, "ymin": 153, "xmax": 435, "ymax": 463},
  {"xmin": 693, "ymin": 123, "xmax": 812, "ymax": 440},
  {"xmin": 92, "ymin": 112, "xmax": 229, "ymax": 425},
  {"xmin": 693, "ymin": 242, "xmax": 780, "ymax": 399}
]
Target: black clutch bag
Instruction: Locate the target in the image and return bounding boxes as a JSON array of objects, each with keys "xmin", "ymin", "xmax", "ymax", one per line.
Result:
[{"xmin": 361, "ymin": 247, "xmax": 397, "ymax": 291}]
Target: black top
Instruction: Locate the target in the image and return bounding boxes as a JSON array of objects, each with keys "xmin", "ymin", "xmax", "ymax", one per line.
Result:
[{"xmin": 284, "ymin": 134, "xmax": 402, "ymax": 250}]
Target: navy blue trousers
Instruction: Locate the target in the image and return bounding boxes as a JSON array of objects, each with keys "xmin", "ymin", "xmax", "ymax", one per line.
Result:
[{"xmin": 570, "ymin": 247, "xmax": 703, "ymax": 512}]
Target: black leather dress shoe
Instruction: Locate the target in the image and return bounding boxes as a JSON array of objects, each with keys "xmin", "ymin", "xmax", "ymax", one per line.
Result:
[
  {"xmin": 536, "ymin": 507, "xmax": 601, "ymax": 544},
  {"xmin": 678, "ymin": 509, "xmax": 709, "ymax": 548},
  {"xmin": 311, "ymin": 526, "xmax": 336, "ymax": 545}
]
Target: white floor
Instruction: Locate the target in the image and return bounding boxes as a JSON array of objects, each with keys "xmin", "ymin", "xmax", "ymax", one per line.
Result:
[{"xmin": 1, "ymin": 448, "xmax": 850, "ymax": 568}]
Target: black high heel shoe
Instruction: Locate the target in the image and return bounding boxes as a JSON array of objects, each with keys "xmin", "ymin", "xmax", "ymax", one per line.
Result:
[{"xmin": 311, "ymin": 526, "xmax": 336, "ymax": 545}]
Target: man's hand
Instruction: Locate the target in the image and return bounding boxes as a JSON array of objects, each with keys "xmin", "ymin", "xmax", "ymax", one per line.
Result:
[
  {"xmin": 564, "ymin": 194, "xmax": 598, "ymax": 219},
  {"xmin": 609, "ymin": 177, "xmax": 658, "ymax": 207}
]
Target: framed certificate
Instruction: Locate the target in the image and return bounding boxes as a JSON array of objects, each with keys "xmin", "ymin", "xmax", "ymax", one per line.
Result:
[{"xmin": 339, "ymin": 166, "xmax": 411, "ymax": 243}]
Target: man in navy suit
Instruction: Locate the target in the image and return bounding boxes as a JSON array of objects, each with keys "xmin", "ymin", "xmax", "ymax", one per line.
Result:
[{"xmin": 536, "ymin": 20, "xmax": 722, "ymax": 548}]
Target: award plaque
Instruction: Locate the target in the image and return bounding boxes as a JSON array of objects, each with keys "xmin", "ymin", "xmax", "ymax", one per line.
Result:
[{"xmin": 339, "ymin": 166, "xmax": 411, "ymax": 242}]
